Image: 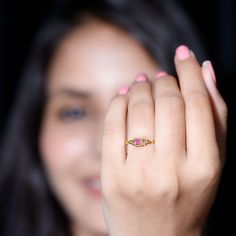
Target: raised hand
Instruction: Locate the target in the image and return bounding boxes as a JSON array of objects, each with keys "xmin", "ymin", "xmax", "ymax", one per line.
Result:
[{"xmin": 101, "ymin": 45, "xmax": 228, "ymax": 236}]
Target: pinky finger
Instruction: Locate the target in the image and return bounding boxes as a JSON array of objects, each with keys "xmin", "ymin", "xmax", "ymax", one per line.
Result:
[{"xmin": 202, "ymin": 61, "xmax": 228, "ymax": 165}]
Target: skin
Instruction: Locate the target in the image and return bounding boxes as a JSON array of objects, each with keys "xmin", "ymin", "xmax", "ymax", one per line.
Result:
[
  {"xmin": 101, "ymin": 48, "xmax": 228, "ymax": 235},
  {"xmin": 39, "ymin": 18, "xmax": 228, "ymax": 236},
  {"xmin": 39, "ymin": 18, "xmax": 158, "ymax": 236}
]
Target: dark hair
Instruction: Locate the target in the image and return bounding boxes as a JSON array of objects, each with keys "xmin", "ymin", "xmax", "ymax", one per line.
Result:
[{"xmin": 0, "ymin": 0, "xmax": 207, "ymax": 235}]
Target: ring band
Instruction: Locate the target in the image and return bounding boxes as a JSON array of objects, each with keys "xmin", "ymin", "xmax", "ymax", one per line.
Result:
[{"xmin": 124, "ymin": 138, "xmax": 155, "ymax": 147}]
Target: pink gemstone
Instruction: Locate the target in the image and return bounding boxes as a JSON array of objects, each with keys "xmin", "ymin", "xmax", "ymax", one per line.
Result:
[{"xmin": 134, "ymin": 138, "xmax": 142, "ymax": 145}]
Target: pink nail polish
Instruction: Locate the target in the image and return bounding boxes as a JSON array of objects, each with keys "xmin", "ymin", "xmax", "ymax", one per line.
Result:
[
  {"xmin": 176, "ymin": 45, "xmax": 190, "ymax": 60},
  {"xmin": 156, "ymin": 71, "xmax": 168, "ymax": 79},
  {"xmin": 135, "ymin": 73, "xmax": 148, "ymax": 82},
  {"xmin": 203, "ymin": 61, "xmax": 216, "ymax": 83},
  {"xmin": 118, "ymin": 85, "xmax": 129, "ymax": 95},
  {"xmin": 207, "ymin": 61, "xmax": 217, "ymax": 83}
]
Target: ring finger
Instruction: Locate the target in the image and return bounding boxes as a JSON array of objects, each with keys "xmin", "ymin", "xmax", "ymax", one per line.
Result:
[{"xmin": 126, "ymin": 73, "xmax": 155, "ymax": 159}]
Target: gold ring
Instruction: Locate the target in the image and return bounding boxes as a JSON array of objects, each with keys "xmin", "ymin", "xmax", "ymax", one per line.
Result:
[{"xmin": 124, "ymin": 138, "xmax": 155, "ymax": 147}]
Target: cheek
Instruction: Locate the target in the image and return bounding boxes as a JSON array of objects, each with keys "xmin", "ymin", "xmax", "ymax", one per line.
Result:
[{"xmin": 39, "ymin": 121, "xmax": 89, "ymax": 177}]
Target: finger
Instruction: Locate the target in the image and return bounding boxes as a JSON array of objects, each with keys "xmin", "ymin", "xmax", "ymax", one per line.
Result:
[
  {"xmin": 102, "ymin": 85, "xmax": 129, "ymax": 169},
  {"xmin": 126, "ymin": 73, "xmax": 155, "ymax": 159},
  {"xmin": 174, "ymin": 45, "xmax": 217, "ymax": 162},
  {"xmin": 153, "ymin": 72, "xmax": 186, "ymax": 159},
  {"xmin": 202, "ymin": 60, "xmax": 228, "ymax": 165}
]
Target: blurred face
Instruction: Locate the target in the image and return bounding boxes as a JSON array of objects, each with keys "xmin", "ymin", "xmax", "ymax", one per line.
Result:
[{"xmin": 39, "ymin": 18, "xmax": 159, "ymax": 236}]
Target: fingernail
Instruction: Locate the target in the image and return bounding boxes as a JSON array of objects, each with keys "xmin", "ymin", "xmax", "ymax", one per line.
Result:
[
  {"xmin": 156, "ymin": 71, "xmax": 168, "ymax": 79},
  {"xmin": 118, "ymin": 85, "xmax": 129, "ymax": 95},
  {"xmin": 202, "ymin": 60, "xmax": 216, "ymax": 83},
  {"xmin": 135, "ymin": 73, "xmax": 148, "ymax": 82},
  {"xmin": 189, "ymin": 50, "xmax": 196, "ymax": 58},
  {"xmin": 176, "ymin": 45, "xmax": 190, "ymax": 60}
]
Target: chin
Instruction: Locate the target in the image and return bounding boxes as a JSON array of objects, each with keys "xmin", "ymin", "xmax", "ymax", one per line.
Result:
[
  {"xmin": 69, "ymin": 191, "xmax": 108, "ymax": 235},
  {"xmin": 91, "ymin": 216, "xmax": 108, "ymax": 235},
  {"xmin": 85, "ymin": 199, "xmax": 108, "ymax": 235}
]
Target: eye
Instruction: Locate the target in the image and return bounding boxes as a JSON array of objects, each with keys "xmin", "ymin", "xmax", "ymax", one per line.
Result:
[{"xmin": 58, "ymin": 106, "xmax": 87, "ymax": 120}]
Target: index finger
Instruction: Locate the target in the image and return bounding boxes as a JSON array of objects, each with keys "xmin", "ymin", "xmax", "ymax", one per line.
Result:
[{"xmin": 101, "ymin": 85, "xmax": 129, "ymax": 169}]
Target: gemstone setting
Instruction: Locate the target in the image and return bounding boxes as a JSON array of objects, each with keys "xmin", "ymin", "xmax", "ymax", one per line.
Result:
[{"xmin": 125, "ymin": 138, "xmax": 155, "ymax": 147}]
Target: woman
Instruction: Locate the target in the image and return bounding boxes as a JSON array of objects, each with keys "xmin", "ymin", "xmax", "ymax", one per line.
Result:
[{"xmin": 0, "ymin": 0, "xmax": 227, "ymax": 235}]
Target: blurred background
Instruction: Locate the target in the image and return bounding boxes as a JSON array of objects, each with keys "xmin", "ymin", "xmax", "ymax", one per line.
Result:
[{"xmin": 0, "ymin": 0, "xmax": 235, "ymax": 235}]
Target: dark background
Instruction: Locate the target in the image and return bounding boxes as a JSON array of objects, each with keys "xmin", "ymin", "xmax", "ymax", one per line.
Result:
[{"xmin": 0, "ymin": 0, "xmax": 235, "ymax": 235}]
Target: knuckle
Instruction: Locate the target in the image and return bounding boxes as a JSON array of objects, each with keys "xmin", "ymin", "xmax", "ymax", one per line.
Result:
[
  {"xmin": 185, "ymin": 91, "xmax": 209, "ymax": 108},
  {"xmin": 107, "ymin": 94, "xmax": 122, "ymax": 108},
  {"xmin": 121, "ymin": 174, "xmax": 153, "ymax": 205},
  {"xmin": 154, "ymin": 75, "xmax": 177, "ymax": 86},
  {"xmin": 102, "ymin": 174, "xmax": 144, "ymax": 203},
  {"xmin": 129, "ymin": 101, "xmax": 153, "ymax": 119},
  {"xmin": 116, "ymin": 183, "xmax": 146, "ymax": 206},
  {"xmin": 200, "ymin": 146, "xmax": 220, "ymax": 160},
  {"xmin": 102, "ymin": 176, "xmax": 124, "ymax": 199},
  {"xmin": 127, "ymin": 183, "xmax": 144, "ymax": 198},
  {"xmin": 196, "ymin": 162, "xmax": 221, "ymax": 185},
  {"xmin": 158, "ymin": 94, "xmax": 185, "ymax": 114},
  {"xmin": 124, "ymin": 173, "xmax": 145, "ymax": 197},
  {"xmin": 103, "ymin": 121, "xmax": 121, "ymax": 135},
  {"xmin": 154, "ymin": 177, "xmax": 180, "ymax": 202}
]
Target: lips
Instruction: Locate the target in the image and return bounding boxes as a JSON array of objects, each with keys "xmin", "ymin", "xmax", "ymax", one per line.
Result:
[
  {"xmin": 82, "ymin": 175, "xmax": 101, "ymax": 198},
  {"xmin": 83, "ymin": 178, "xmax": 101, "ymax": 189}
]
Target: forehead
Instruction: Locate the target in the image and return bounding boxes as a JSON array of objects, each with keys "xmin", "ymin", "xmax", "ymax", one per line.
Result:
[{"xmin": 47, "ymin": 19, "xmax": 159, "ymax": 103}]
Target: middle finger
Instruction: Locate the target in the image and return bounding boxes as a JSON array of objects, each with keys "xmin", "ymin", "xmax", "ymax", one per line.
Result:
[{"xmin": 153, "ymin": 72, "xmax": 186, "ymax": 158}]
